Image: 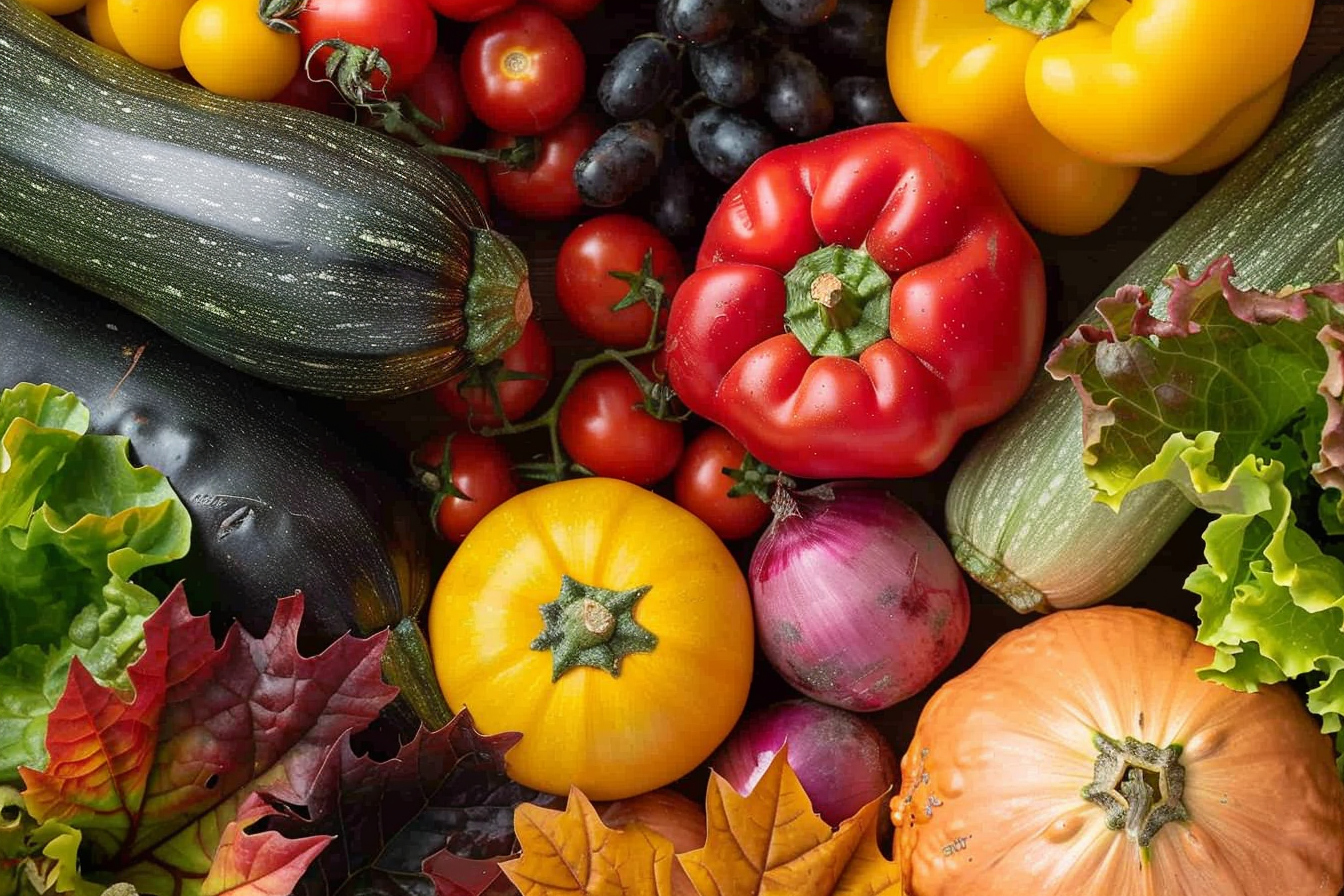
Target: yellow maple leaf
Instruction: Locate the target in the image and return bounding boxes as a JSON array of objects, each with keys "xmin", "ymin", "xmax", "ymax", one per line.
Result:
[
  {"xmin": 677, "ymin": 746, "xmax": 903, "ymax": 896},
  {"xmin": 500, "ymin": 787, "xmax": 677, "ymax": 896},
  {"xmin": 500, "ymin": 747, "xmax": 901, "ymax": 896}
]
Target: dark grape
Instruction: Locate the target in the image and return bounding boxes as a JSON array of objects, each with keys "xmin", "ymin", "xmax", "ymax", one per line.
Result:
[
  {"xmin": 656, "ymin": 0, "xmax": 679, "ymax": 37},
  {"xmin": 688, "ymin": 105, "xmax": 778, "ymax": 183},
  {"xmin": 664, "ymin": 0, "xmax": 748, "ymax": 45},
  {"xmin": 813, "ymin": 0, "xmax": 887, "ymax": 72},
  {"xmin": 649, "ymin": 151, "xmax": 715, "ymax": 239},
  {"xmin": 764, "ymin": 49, "xmax": 833, "ymax": 138},
  {"xmin": 690, "ymin": 39, "xmax": 763, "ymax": 108},
  {"xmin": 759, "ymin": 0, "xmax": 837, "ymax": 28},
  {"xmin": 574, "ymin": 120, "xmax": 666, "ymax": 208},
  {"xmin": 833, "ymin": 76, "xmax": 901, "ymax": 127},
  {"xmin": 599, "ymin": 37, "xmax": 681, "ymax": 121}
]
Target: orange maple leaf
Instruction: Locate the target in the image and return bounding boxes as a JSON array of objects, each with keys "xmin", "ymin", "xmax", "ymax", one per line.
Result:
[
  {"xmin": 500, "ymin": 787, "xmax": 677, "ymax": 896},
  {"xmin": 501, "ymin": 747, "xmax": 901, "ymax": 896},
  {"xmin": 678, "ymin": 746, "xmax": 901, "ymax": 896}
]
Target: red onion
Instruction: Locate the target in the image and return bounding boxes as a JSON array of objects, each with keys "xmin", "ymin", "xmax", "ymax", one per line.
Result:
[
  {"xmin": 749, "ymin": 482, "xmax": 969, "ymax": 711},
  {"xmin": 712, "ymin": 698, "xmax": 899, "ymax": 826}
]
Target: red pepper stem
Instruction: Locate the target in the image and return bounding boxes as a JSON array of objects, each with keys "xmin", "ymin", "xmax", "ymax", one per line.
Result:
[
  {"xmin": 810, "ymin": 272, "xmax": 861, "ymax": 331},
  {"xmin": 784, "ymin": 245, "xmax": 892, "ymax": 358}
]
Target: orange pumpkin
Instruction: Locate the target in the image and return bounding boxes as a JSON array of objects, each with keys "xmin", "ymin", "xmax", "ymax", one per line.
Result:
[{"xmin": 893, "ymin": 607, "xmax": 1344, "ymax": 895}]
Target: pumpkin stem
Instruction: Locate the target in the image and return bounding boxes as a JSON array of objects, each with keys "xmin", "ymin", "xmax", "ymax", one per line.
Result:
[
  {"xmin": 1082, "ymin": 732, "xmax": 1189, "ymax": 852},
  {"xmin": 530, "ymin": 575, "xmax": 657, "ymax": 681}
]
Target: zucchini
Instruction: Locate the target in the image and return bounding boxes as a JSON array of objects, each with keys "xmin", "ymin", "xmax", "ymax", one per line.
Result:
[
  {"xmin": 947, "ymin": 54, "xmax": 1344, "ymax": 614},
  {"xmin": 0, "ymin": 0, "xmax": 528, "ymax": 400},
  {"xmin": 0, "ymin": 251, "xmax": 449, "ymax": 730}
]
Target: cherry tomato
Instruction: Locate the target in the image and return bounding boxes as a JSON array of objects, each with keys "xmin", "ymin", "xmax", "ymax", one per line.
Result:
[
  {"xmin": 297, "ymin": 0, "xmax": 438, "ymax": 97},
  {"xmin": 107, "ymin": 0, "xmax": 195, "ymax": 69},
  {"xmin": 534, "ymin": 0, "xmax": 602, "ymax": 18},
  {"xmin": 487, "ymin": 112, "xmax": 598, "ymax": 221},
  {"xmin": 460, "ymin": 5, "xmax": 585, "ymax": 136},
  {"xmin": 427, "ymin": 0, "xmax": 516, "ymax": 20},
  {"xmin": 413, "ymin": 433, "xmax": 518, "ymax": 543},
  {"xmin": 181, "ymin": 0, "xmax": 301, "ymax": 101},
  {"xmin": 85, "ymin": 0, "xmax": 125, "ymax": 54},
  {"xmin": 25, "ymin": 0, "xmax": 85, "ymax": 16},
  {"xmin": 272, "ymin": 66, "xmax": 346, "ymax": 116},
  {"xmin": 443, "ymin": 156, "xmax": 491, "ymax": 214},
  {"xmin": 406, "ymin": 51, "xmax": 472, "ymax": 146},
  {"xmin": 434, "ymin": 317, "xmax": 553, "ymax": 426},
  {"xmin": 558, "ymin": 362, "xmax": 684, "ymax": 486},
  {"xmin": 556, "ymin": 214, "xmax": 685, "ymax": 349},
  {"xmin": 673, "ymin": 427, "xmax": 772, "ymax": 540}
]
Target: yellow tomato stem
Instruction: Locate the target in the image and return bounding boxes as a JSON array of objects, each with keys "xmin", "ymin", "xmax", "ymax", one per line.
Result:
[
  {"xmin": 531, "ymin": 576, "xmax": 657, "ymax": 681},
  {"xmin": 1082, "ymin": 0, "xmax": 1131, "ymax": 30}
]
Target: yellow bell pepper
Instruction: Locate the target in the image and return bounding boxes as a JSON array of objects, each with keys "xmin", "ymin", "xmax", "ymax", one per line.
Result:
[{"xmin": 886, "ymin": 0, "xmax": 1313, "ymax": 235}]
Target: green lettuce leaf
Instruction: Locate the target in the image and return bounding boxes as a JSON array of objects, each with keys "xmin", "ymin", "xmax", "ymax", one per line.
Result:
[
  {"xmin": 1047, "ymin": 258, "xmax": 1344, "ymax": 767},
  {"xmin": 0, "ymin": 384, "xmax": 191, "ymax": 782}
]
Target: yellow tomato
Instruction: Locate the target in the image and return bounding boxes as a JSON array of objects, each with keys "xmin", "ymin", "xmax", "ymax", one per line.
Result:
[
  {"xmin": 428, "ymin": 478, "xmax": 755, "ymax": 801},
  {"xmin": 180, "ymin": 0, "xmax": 300, "ymax": 101},
  {"xmin": 107, "ymin": 0, "xmax": 196, "ymax": 70},
  {"xmin": 85, "ymin": 0, "xmax": 125, "ymax": 54},
  {"xmin": 21, "ymin": 0, "xmax": 86, "ymax": 14}
]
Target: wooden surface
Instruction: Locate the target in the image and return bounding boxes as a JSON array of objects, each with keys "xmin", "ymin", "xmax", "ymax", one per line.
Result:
[{"xmin": 336, "ymin": 0, "xmax": 1344, "ymax": 811}]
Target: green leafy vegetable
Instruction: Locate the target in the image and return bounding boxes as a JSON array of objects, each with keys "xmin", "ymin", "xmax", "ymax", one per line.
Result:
[
  {"xmin": 0, "ymin": 383, "xmax": 191, "ymax": 782},
  {"xmin": 1047, "ymin": 257, "xmax": 1344, "ymax": 765}
]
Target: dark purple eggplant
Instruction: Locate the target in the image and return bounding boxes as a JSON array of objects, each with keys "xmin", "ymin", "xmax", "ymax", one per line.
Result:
[{"xmin": 0, "ymin": 253, "xmax": 447, "ymax": 732}]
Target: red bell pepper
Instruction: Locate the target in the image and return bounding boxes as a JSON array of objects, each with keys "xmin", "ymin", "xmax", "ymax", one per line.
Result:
[{"xmin": 664, "ymin": 124, "xmax": 1046, "ymax": 479}]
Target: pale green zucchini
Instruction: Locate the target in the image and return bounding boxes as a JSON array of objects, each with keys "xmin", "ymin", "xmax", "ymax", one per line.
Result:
[{"xmin": 947, "ymin": 55, "xmax": 1344, "ymax": 613}]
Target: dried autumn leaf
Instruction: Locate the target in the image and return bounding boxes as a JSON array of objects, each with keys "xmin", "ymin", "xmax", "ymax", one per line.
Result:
[
  {"xmin": 500, "ymin": 788, "xmax": 677, "ymax": 896},
  {"xmin": 270, "ymin": 710, "xmax": 550, "ymax": 896},
  {"xmin": 202, "ymin": 795, "xmax": 330, "ymax": 896},
  {"xmin": 677, "ymin": 747, "xmax": 902, "ymax": 896},
  {"xmin": 19, "ymin": 586, "xmax": 396, "ymax": 896}
]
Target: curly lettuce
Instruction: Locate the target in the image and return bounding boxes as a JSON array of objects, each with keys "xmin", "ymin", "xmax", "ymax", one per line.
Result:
[
  {"xmin": 0, "ymin": 384, "xmax": 190, "ymax": 781},
  {"xmin": 1047, "ymin": 258, "xmax": 1344, "ymax": 765}
]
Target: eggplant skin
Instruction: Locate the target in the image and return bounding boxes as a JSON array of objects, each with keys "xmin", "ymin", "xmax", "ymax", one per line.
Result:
[{"xmin": 0, "ymin": 253, "xmax": 433, "ymax": 660}]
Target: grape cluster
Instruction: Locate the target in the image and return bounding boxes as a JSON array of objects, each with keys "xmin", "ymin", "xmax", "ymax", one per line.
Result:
[{"xmin": 573, "ymin": 0, "xmax": 897, "ymax": 239}]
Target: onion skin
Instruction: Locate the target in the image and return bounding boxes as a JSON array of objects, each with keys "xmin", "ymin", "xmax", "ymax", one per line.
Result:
[
  {"xmin": 712, "ymin": 698, "xmax": 899, "ymax": 826},
  {"xmin": 750, "ymin": 482, "xmax": 969, "ymax": 711},
  {"xmin": 598, "ymin": 789, "xmax": 705, "ymax": 896}
]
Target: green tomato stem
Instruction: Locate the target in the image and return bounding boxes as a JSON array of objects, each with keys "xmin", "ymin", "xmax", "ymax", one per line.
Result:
[{"xmin": 480, "ymin": 271, "xmax": 672, "ymax": 482}]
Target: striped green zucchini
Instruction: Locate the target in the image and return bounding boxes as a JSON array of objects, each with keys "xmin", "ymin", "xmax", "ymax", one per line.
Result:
[
  {"xmin": 0, "ymin": 0, "xmax": 528, "ymax": 399},
  {"xmin": 947, "ymin": 53, "xmax": 1344, "ymax": 614}
]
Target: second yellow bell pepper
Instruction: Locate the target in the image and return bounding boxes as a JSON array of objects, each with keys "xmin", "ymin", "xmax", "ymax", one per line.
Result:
[{"xmin": 886, "ymin": 0, "xmax": 1312, "ymax": 235}]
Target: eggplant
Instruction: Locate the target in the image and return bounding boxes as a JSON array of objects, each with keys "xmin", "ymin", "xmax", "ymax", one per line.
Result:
[{"xmin": 0, "ymin": 253, "xmax": 449, "ymax": 730}]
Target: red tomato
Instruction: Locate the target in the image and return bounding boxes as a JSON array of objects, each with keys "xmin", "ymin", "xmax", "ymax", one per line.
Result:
[
  {"xmin": 434, "ymin": 317, "xmax": 553, "ymax": 426},
  {"xmin": 297, "ymin": 0, "xmax": 438, "ymax": 97},
  {"xmin": 428, "ymin": 0, "xmax": 516, "ymax": 20},
  {"xmin": 406, "ymin": 51, "xmax": 471, "ymax": 145},
  {"xmin": 673, "ymin": 427, "xmax": 772, "ymax": 540},
  {"xmin": 558, "ymin": 362, "xmax": 684, "ymax": 486},
  {"xmin": 556, "ymin": 214, "xmax": 685, "ymax": 349},
  {"xmin": 460, "ymin": 5, "xmax": 585, "ymax": 136},
  {"xmin": 534, "ymin": 0, "xmax": 602, "ymax": 18},
  {"xmin": 414, "ymin": 433, "xmax": 519, "ymax": 543},
  {"xmin": 271, "ymin": 66, "xmax": 345, "ymax": 116},
  {"xmin": 487, "ymin": 112, "xmax": 598, "ymax": 220},
  {"xmin": 443, "ymin": 156, "xmax": 491, "ymax": 214}
]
